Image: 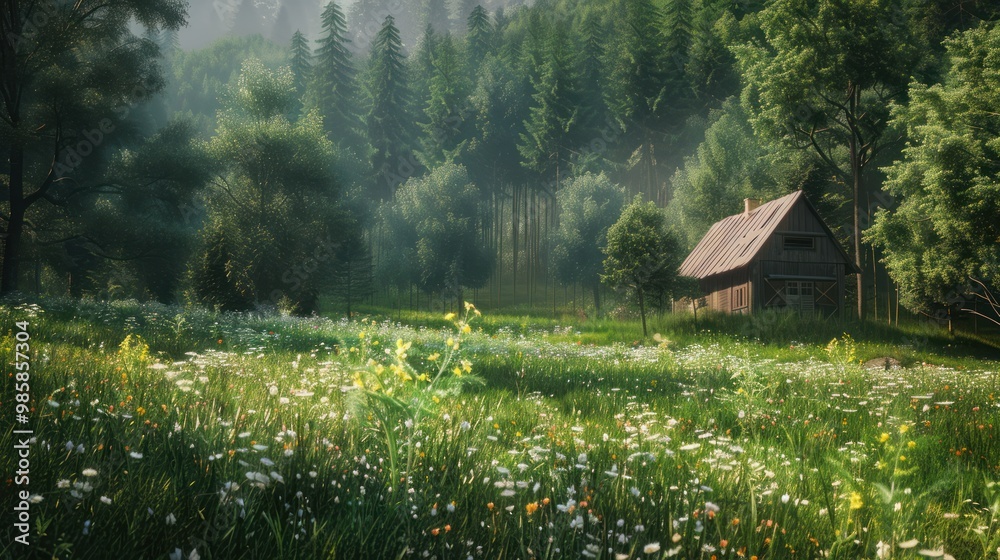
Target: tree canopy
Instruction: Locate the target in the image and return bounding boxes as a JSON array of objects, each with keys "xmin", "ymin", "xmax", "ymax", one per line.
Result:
[
  {"xmin": 193, "ymin": 59, "xmax": 349, "ymax": 313},
  {"xmin": 551, "ymin": 172, "xmax": 625, "ymax": 314},
  {"xmin": 5, "ymin": 0, "xmax": 1000, "ymax": 327},
  {"xmin": 603, "ymin": 198, "xmax": 683, "ymax": 336},
  {"xmin": 868, "ymin": 23, "xmax": 1000, "ymax": 319}
]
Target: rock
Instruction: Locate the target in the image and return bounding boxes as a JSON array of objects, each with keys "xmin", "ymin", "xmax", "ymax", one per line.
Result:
[{"xmin": 863, "ymin": 357, "xmax": 902, "ymax": 370}]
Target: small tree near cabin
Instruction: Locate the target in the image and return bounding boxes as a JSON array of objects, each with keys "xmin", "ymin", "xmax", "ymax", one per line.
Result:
[{"xmin": 602, "ymin": 198, "xmax": 682, "ymax": 337}]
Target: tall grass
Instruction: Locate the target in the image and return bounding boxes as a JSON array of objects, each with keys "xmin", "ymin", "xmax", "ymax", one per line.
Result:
[{"xmin": 1, "ymin": 296, "xmax": 998, "ymax": 559}]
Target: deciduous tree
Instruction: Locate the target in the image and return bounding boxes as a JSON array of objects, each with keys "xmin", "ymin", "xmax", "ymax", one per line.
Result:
[
  {"xmin": 196, "ymin": 60, "xmax": 348, "ymax": 313},
  {"xmin": 0, "ymin": 0, "xmax": 187, "ymax": 294},
  {"xmin": 603, "ymin": 197, "xmax": 682, "ymax": 336},
  {"xmin": 551, "ymin": 173, "xmax": 625, "ymax": 314},
  {"xmin": 394, "ymin": 163, "xmax": 494, "ymax": 308},
  {"xmin": 733, "ymin": 0, "xmax": 916, "ymax": 319},
  {"xmin": 867, "ymin": 23, "xmax": 1000, "ymax": 327}
]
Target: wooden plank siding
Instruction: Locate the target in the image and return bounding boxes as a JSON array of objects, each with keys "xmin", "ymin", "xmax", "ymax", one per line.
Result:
[
  {"xmin": 679, "ymin": 190, "xmax": 859, "ymax": 316},
  {"xmin": 697, "ymin": 268, "xmax": 751, "ymax": 315}
]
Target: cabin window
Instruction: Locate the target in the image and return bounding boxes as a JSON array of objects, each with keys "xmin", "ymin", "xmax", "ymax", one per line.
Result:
[
  {"xmin": 733, "ymin": 285, "xmax": 747, "ymax": 309},
  {"xmin": 783, "ymin": 236, "xmax": 815, "ymax": 251},
  {"xmin": 785, "ymin": 281, "xmax": 816, "ymax": 312},
  {"xmin": 786, "ymin": 281, "xmax": 814, "ymax": 297}
]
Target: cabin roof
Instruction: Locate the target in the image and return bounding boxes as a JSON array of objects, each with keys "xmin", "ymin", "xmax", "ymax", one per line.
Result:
[{"xmin": 679, "ymin": 190, "xmax": 857, "ymax": 279}]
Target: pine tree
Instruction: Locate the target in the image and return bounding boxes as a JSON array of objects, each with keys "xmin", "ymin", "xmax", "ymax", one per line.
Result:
[
  {"xmin": 161, "ymin": 28, "xmax": 180, "ymax": 58},
  {"xmin": 307, "ymin": 2, "xmax": 362, "ymax": 147},
  {"xmin": 520, "ymin": 10, "xmax": 548, "ymax": 85},
  {"xmin": 348, "ymin": 0, "xmax": 387, "ymax": 49},
  {"xmin": 412, "ymin": 24, "xmax": 440, "ymax": 114},
  {"xmin": 518, "ymin": 22, "xmax": 580, "ymax": 183},
  {"xmin": 453, "ymin": 0, "xmax": 479, "ymax": 32},
  {"xmin": 662, "ymin": 0, "xmax": 694, "ymax": 117},
  {"xmin": 685, "ymin": 0, "xmax": 739, "ymax": 105},
  {"xmin": 288, "ymin": 31, "xmax": 312, "ymax": 118},
  {"xmin": 577, "ymin": 15, "xmax": 608, "ymax": 145},
  {"xmin": 663, "ymin": 0, "xmax": 692, "ymax": 69},
  {"xmin": 466, "ymin": 50, "xmax": 529, "ymax": 190},
  {"xmin": 366, "ymin": 15, "xmax": 412, "ymax": 200},
  {"xmin": 418, "ymin": 34, "xmax": 470, "ymax": 167},
  {"xmin": 466, "ymin": 5, "xmax": 493, "ymax": 70},
  {"xmin": 605, "ymin": 0, "xmax": 670, "ymax": 197}
]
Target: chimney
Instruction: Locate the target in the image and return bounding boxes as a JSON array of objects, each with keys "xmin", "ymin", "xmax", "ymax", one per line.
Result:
[{"xmin": 744, "ymin": 198, "xmax": 761, "ymax": 215}]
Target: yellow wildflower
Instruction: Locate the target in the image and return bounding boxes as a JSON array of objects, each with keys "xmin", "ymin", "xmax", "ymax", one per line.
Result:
[
  {"xmin": 428, "ymin": 353, "xmax": 440, "ymax": 362},
  {"xmin": 849, "ymin": 492, "xmax": 864, "ymax": 510},
  {"xmin": 395, "ymin": 339, "xmax": 412, "ymax": 359},
  {"xmin": 879, "ymin": 432, "xmax": 890, "ymax": 443},
  {"xmin": 391, "ymin": 364, "xmax": 412, "ymax": 382},
  {"xmin": 461, "ymin": 324, "xmax": 472, "ymax": 334},
  {"xmin": 444, "ymin": 312, "xmax": 457, "ymax": 321},
  {"xmin": 907, "ymin": 441, "xmax": 916, "ymax": 449},
  {"xmin": 525, "ymin": 502, "xmax": 539, "ymax": 515},
  {"xmin": 899, "ymin": 423, "xmax": 911, "ymax": 434},
  {"xmin": 453, "ymin": 366, "xmax": 463, "ymax": 377},
  {"xmin": 461, "ymin": 359, "xmax": 472, "ymax": 373}
]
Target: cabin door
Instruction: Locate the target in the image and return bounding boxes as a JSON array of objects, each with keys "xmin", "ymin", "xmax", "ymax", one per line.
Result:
[{"xmin": 785, "ymin": 281, "xmax": 815, "ymax": 312}]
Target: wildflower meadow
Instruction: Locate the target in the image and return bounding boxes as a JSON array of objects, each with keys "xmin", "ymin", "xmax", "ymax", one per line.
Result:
[{"xmin": 2, "ymin": 298, "xmax": 999, "ymax": 560}]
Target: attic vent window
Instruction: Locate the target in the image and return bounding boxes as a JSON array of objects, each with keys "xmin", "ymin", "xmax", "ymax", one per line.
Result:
[{"xmin": 783, "ymin": 236, "xmax": 815, "ymax": 251}]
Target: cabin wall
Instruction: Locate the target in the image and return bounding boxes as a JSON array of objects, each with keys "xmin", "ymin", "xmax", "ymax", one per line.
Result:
[
  {"xmin": 682, "ymin": 196, "xmax": 856, "ymax": 316},
  {"xmin": 757, "ymin": 201, "xmax": 846, "ymax": 264},
  {"xmin": 698, "ymin": 268, "xmax": 751, "ymax": 315},
  {"xmin": 748, "ymin": 201, "xmax": 852, "ymax": 316}
]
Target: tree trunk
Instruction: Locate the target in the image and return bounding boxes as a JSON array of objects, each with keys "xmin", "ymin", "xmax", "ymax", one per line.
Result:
[
  {"xmin": 592, "ymin": 279, "xmax": 601, "ymax": 316},
  {"xmin": 2, "ymin": 145, "xmax": 26, "ymax": 295},
  {"xmin": 512, "ymin": 184, "xmax": 519, "ymax": 304},
  {"xmin": 346, "ymin": 262, "xmax": 353, "ymax": 317},
  {"xmin": 849, "ymin": 84, "xmax": 864, "ymax": 321},
  {"xmin": 638, "ymin": 286, "xmax": 647, "ymax": 338}
]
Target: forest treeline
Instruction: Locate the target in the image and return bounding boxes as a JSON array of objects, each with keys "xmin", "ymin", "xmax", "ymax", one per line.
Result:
[{"xmin": 2, "ymin": 0, "xmax": 999, "ymax": 323}]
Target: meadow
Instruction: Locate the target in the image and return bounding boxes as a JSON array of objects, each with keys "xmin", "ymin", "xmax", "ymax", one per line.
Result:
[{"xmin": 2, "ymin": 297, "xmax": 1000, "ymax": 560}]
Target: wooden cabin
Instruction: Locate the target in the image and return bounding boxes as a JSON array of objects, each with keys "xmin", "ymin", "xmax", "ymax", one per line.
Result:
[{"xmin": 678, "ymin": 191, "xmax": 859, "ymax": 316}]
